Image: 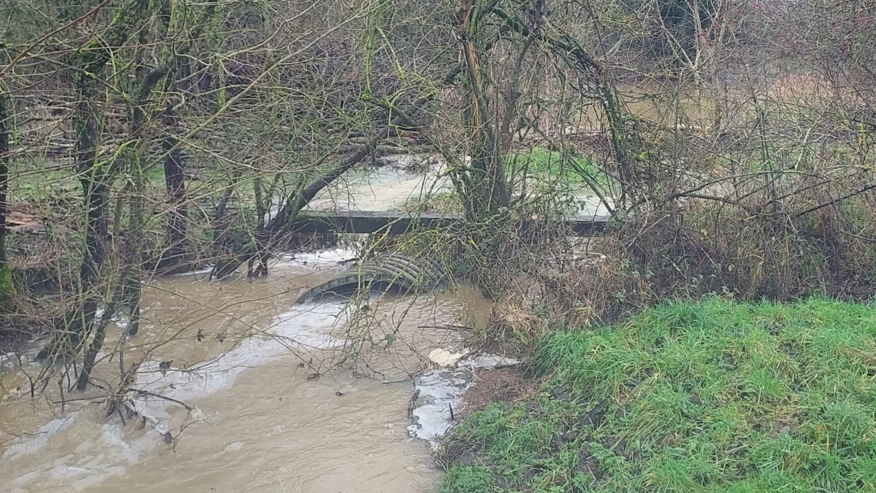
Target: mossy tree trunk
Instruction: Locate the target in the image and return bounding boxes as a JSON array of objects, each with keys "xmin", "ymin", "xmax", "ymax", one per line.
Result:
[
  {"xmin": 50, "ymin": 0, "xmax": 153, "ymax": 359},
  {"xmin": 453, "ymin": 0, "xmax": 510, "ymax": 223},
  {"xmin": 443, "ymin": 0, "xmax": 516, "ymax": 298},
  {"xmin": 0, "ymin": 87, "xmax": 14, "ymax": 308},
  {"xmin": 156, "ymin": 2, "xmax": 216, "ymax": 273}
]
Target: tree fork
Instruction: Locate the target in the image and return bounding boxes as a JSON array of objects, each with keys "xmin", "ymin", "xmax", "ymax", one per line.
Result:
[
  {"xmin": 492, "ymin": 6, "xmax": 635, "ymax": 205},
  {"xmin": 455, "ymin": 0, "xmax": 510, "ymax": 221}
]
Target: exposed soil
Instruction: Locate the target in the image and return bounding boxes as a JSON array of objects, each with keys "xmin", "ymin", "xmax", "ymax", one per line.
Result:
[{"xmin": 460, "ymin": 366, "xmax": 538, "ymax": 419}]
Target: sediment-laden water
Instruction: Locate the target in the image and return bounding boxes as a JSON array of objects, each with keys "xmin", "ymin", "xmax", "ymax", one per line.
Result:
[{"xmin": 0, "ymin": 249, "xmax": 492, "ymax": 493}]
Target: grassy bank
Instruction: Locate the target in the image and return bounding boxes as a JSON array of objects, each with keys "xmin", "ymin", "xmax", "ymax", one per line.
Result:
[{"xmin": 441, "ymin": 298, "xmax": 876, "ymax": 492}]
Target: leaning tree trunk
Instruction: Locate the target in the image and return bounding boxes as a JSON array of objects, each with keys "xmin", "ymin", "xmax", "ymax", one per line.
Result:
[
  {"xmin": 211, "ymin": 145, "xmax": 373, "ymax": 279},
  {"xmin": 76, "ymin": 157, "xmax": 144, "ymax": 390}
]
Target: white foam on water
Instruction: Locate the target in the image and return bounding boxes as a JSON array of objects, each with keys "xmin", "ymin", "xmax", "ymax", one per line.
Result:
[
  {"xmin": 3, "ymin": 419, "xmax": 155, "ymax": 491},
  {"xmin": 2, "ymin": 301, "xmax": 348, "ymax": 491},
  {"xmin": 132, "ymin": 302, "xmax": 347, "ymax": 423},
  {"xmin": 407, "ymin": 353, "xmax": 521, "ymax": 448},
  {"xmin": 167, "ymin": 266, "xmax": 215, "ymax": 277},
  {"xmin": 2, "ymin": 416, "xmax": 74, "ymax": 462},
  {"xmin": 283, "ymin": 247, "xmax": 358, "ymax": 268},
  {"xmin": 408, "ymin": 370, "xmax": 470, "ymax": 447},
  {"xmin": 111, "ymin": 313, "xmax": 129, "ymax": 331}
]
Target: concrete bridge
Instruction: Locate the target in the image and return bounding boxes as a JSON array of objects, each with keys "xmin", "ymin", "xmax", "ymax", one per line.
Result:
[{"xmin": 290, "ymin": 211, "xmax": 610, "ymax": 236}]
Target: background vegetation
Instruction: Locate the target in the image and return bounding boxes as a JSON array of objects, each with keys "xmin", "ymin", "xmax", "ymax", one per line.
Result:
[{"xmin": 3, "ymin": 0, "xmax": 876, "ymax": 488}]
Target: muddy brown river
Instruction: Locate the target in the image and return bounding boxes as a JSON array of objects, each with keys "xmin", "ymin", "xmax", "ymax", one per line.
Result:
[{"xmin": 0, "ymin": 250, "xmax": 491, "ymax": 492}]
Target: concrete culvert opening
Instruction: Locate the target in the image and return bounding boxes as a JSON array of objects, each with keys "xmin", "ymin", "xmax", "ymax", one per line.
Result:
[{"xmin": 294, "ymin": 253, "xmax": 447, "ymax": 305}]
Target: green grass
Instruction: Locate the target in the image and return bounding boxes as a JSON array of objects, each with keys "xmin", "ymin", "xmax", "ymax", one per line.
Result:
[
  {"xmin": 10, "ymin": 161, "xmax": 78, "ymax": 203},
  {"xmin": 441, "ymin": 298, "xmax": 876, "ymax": 492},
  {"xmin": 508, "ymin": 148, "xmax": 611, "ymax": 190}
]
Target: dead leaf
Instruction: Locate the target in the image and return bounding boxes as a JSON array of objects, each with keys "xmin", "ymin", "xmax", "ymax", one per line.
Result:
[
  {"xmin": 297, "ymin": 362, "xmax": 306, "ymax": 368},
  {"xmin": 306, "ymin": 373, "xmax": 320, "ymax": 381},
  {"xmin": 216, "ymin": 333, "xmax": 226, "ymax": 343},
  {"xmin": 138, "ymin": 417, "xmax": 147, "ymax": 430},
  {"xmin": 197, "ymin": 329, "xmax": 205, "ymax": 342},
  {"xmin": 163, "ymin": 431, "xmax": 173, "ymax": 445},
  {"xmin": 159, "ymin": 360, "xmax": 173, "ymax": 375}
]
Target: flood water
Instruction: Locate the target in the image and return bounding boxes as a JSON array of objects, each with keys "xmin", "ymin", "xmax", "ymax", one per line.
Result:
[{"xmin": 0, "ymin": 250, "xmax": 492, "ymax": 492}]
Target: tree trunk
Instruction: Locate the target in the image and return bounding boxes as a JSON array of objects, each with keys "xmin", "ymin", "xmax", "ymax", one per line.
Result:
[
  {"xmin": 210, "ymin": 181, "xmax": 237, "ymax": 277},
  {"xmin": 455, "ymin": 0, "xmax": 510, "ymax": 221},
  {"xmin": 0, "ymin": 90, "xmax": 7, "ymax": 266},
  {"xmin": 77, "ymin": 156, "xmax": 144, "ymax": 389},
  {"xmin": 69, "ymin": 77, "xmax": 107, "ymax": 353},
  {"xmin": 75, "ymin": 289, "xmax": 117, "ymax": 390},
  {"xmin": 250, "ymin": 176, "xmax": 269, "ymax": 277},
  {"xmin": 161, "ymin": 114, "xmax": 188, "ymax": 271},
  {"xmin": 154, "ymin": 1, "xmax": 217, "ymax": 273},
  {"xmin": 124, "ymin": 137, "xmax": 147, "ymax": 338},
  {"xmin": 40, "ymin": 0, "xmax": 153, "ymax": 360},
  {"xmin": 76, "ymin": 61, "xmax": 165, "ymax": 389},
  {"xmin": 0, "ymin": 88, "xmax": 13, "ymax": 308}
]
